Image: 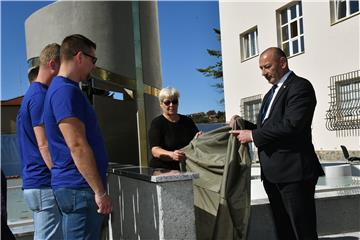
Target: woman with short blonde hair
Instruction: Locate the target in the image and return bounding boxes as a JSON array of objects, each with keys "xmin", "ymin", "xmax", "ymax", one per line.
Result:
[
  {"xmin": 158, "ymin": 87, "xmax": 180, "ymax": 103},
  {"xmin": 149, "ymin": 87, "xmax": 201, "ymax": 170}
]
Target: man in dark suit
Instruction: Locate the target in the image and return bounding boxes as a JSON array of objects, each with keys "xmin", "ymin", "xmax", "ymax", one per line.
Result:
[{"xmin": 231, "ymin": 47, "xmax": 324, "ymax": 240}]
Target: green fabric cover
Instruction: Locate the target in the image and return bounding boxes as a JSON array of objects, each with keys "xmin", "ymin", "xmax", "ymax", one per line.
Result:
[{"xmin": 181, "ymin": 118, "xmax": 251, "ymax": 240}]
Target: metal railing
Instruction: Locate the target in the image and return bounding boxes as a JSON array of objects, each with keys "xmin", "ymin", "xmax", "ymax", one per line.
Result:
[{"xmin": 326, "ymin": 70, "xmax": 360, "ymax": 136}]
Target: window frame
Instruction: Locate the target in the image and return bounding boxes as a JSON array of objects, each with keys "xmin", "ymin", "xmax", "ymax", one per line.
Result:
[
  {"xmin": 240, "ymin": 94, "xmax": 262, "ymax": 124},
  {"xmin": 239, "ymin": 26, "xmax": 259, "ymax": 62},
  {"xmin": 276, "ymin": 1, "xmax": 305, "ymax": 58},
  {"xmin": 329, "ymin": 0, "xmax": 360, "ymax": 25},
  {"xmin": 335, "ymin": 78, "xmax": 360, "ymax": 121}
]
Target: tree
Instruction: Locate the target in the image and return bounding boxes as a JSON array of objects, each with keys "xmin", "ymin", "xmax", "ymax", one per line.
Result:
[
  {"xmin": 187, "ymin": 110, "xmax": 225, "ymax": 123},
  {"xmin": 197, "ymin": 28, "xmax": 224, "ymax": 105},
  {"xmin": 206, "ymin": 110, "xmax": 216, "ymax": 116}
]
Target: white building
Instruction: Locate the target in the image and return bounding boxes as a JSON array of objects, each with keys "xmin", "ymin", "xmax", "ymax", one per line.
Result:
[{"xmin": 219, "ymin": 0, "xmax": 360, "ymax": 157}]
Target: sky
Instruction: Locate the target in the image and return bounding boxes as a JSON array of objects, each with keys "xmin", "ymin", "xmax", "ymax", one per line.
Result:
[{"xmin": 1, "ymin": 1, "xmax": 223, "ymax": 114}]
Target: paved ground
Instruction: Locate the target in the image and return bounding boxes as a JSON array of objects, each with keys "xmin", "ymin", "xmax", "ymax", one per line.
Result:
[{"xmin": 320, "ymin": 232, "xmax": 360, "ymax": 239}]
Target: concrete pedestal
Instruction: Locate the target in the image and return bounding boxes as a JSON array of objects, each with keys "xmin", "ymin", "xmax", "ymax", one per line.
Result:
[
  {"xmin": 319, "ymin": 163, "xmax": 353, "ymax": 186},
  {"xmin": 107, "ymin": 164, "xmax": 199, "ymax": 240},
  {"xmin": 249, "ymin": 164, "xmax": 360, "ymax": 240}
]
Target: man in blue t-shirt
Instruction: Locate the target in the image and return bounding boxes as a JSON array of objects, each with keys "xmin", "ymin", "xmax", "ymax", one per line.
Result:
[
  {"xmin": 43, "ymin": 34, "xmax": 112, "ymax": 240},
  {"xmin": 16, "ymin": 43, "xmax": 62, "ymax": 239}
]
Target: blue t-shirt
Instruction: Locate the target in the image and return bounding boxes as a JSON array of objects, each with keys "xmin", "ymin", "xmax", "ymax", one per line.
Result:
[
  {"xmin": 16, "ymin": 82, "xmax": 51, "ymax": 189},
  {"xmin": 43, "ymin": 76, "xmax": 108, "ymax": 189}
]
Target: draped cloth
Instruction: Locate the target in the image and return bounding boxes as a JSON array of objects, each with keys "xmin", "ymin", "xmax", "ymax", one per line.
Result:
[{"xmin": 181, "ymin": 117, "xmax": 252, "ymax": 240}]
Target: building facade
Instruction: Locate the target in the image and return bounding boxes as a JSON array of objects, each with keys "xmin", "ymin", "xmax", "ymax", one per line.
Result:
[{"xmin": 219, "ymin": 0, "xmax": 359, "ymax": 157}]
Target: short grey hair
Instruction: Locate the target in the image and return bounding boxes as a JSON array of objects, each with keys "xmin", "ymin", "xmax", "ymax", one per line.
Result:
[{"xmin": 158, "ymin": 87, "xmax": 180, "ymax": 103}]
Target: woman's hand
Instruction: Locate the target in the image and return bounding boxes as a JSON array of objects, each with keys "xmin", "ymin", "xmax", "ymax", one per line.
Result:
[
  {"xmin": 152, "ymin": 147, "xmax": 186, "ymax": 162},
  {"xmin": 171, "ymin": 150, "xmax": 186, "ymax": 161},
  {"xmin": 194, "ymin": 131, "xmax": 203, "ymax": 139}
]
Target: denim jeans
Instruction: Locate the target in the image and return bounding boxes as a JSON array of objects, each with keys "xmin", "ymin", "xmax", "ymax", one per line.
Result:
[
  {"xmin": 23, "ymin": 188, "xmax": 62, "ymax": 240},
  {"xmin": 54, "ymin": 188, "xmax": 104, "ymax": 240}
]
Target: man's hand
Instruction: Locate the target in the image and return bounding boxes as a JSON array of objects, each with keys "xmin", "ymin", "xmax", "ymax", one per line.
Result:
[
  {"xmin": 60, "ymin": 117, "xmax": 112, "ymax": 214},
  {"xmin": 229, "ymin": 115, "xmax": 240, "ymax": 128},
  {"xmin": 95, "ymin": 193, "xmax": 113, "ymax": 214},
  {"xmin": 229, "ymin": 130, "xmax": 253, "ymax": 143}
]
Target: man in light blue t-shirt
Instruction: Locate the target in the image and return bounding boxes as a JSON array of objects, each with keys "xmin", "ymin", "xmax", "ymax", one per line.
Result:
[
  {"xmin": 16, "ymin": 43, "xmax": 62, "ymax": 239},
  {"xmin": 43, "ymin": 34, "xmax": 112, "ymax": 240}
]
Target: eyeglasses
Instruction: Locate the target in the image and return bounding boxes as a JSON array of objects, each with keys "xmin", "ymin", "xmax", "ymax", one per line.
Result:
[
  {"xmin": 82, "ymin": 52, "xmax": 97, "ymax": 64},
  {"xmin": 74, "ymin": 51, "xmax": 97, "ymax": 64},
  {"xmin": 162, "ymin": 99, "xmax": 178, "ymax": 106}
]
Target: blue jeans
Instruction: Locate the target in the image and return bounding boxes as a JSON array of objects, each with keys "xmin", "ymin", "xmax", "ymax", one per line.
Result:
[
  {"xmin": 23, "ymin": 188, "xmax": 62, "ymax": 240},
  {"xmin": 54, "ymin": 188, "xmax": 104, "ymax": 240}
]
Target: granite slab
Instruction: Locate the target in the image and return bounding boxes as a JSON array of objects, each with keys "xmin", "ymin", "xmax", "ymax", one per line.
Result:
[{"xmin": 108, "ymin": 164, "xmax": 199, "ymax": 183}]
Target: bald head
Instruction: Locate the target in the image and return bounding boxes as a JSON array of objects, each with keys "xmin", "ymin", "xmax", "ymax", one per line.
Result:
[
  {"xmin": 259, "ymin": 47, "xmax": 289, "ymax": 85},
  {"xmin": 260, "ymin": 47, "xmax": 287, "ymax": 62}
]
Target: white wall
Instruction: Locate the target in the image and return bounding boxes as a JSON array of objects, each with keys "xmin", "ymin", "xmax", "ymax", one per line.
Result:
[{"xmin": 219, "ymin": 0, "xmax": 360, "ymax": 151}]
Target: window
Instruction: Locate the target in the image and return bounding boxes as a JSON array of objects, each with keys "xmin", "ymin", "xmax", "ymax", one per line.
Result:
[
  {"xmin": 278, "ymin": 2, "xmax": 304, "ymax": 57},
  {"xmin": 240, "ymin": 27, "xmax": 259, "ymax": 61},
  {"xmin": 326, "ymin": 70, "xmax": 360, "ymax": 136},
  {"xmin": 241, "ymin": 94, "xmax": 262, "ymax": 124},
  {"xmin": 330, "ymin": 0, "xmax": 359, "ymax": 23}
]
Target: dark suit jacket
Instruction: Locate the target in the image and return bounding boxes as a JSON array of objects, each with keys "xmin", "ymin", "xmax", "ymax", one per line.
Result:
[{"xmin": 250, "ymin": 72, "xmax": 324, "ymax": 183}]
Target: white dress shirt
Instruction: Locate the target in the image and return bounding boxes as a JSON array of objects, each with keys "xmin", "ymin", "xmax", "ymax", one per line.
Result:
[
  {"xmin": 249, "ymin": 70, "xmax": 292, "ymax": 142},
  {"xmin": 263, "ymin": 70, "xmax": 292, "ymax": 122}
]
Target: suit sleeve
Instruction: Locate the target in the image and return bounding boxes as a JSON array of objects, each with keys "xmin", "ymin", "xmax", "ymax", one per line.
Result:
[
  {"xmin": 244, "ymin": 120, "xmax": 257, "ymax": 130},
  {"xmin": 252, "ymin": 80, "xmax": 316, "ymax": 148}
]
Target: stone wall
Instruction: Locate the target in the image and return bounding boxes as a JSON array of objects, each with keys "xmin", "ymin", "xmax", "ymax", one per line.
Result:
[
  {"xmin": 316, "ymin": 150, "xmax": 360, "ymax": 161},
  {"xmin": 250, "ymin": 150, "xmax": 360, "ymax": 162}
]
